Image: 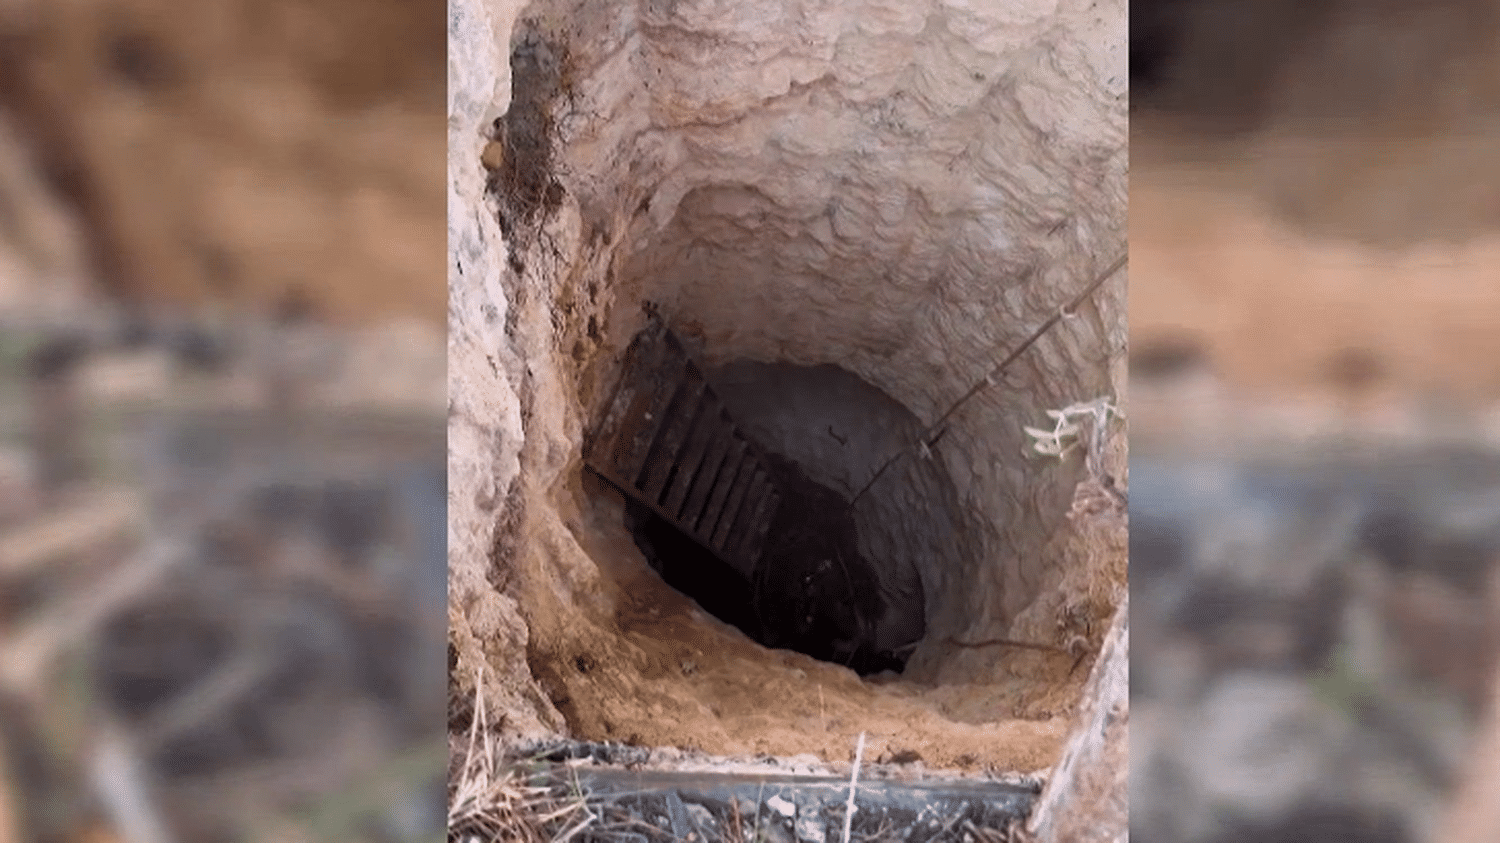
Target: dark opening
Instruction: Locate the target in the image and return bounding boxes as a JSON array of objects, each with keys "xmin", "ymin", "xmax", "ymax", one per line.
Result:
[
  {"xmin": 625, "ymin": 451, "xmax": 908, "ymax": 677},
  {"xmin": 593, "ymin": 321, "xmax": 937, "ymax": 678}
]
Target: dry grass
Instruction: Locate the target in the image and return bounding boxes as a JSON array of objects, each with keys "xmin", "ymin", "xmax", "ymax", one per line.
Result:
[
  {"xmin": 445, "ymin": 716, "xmax": 1025, "ymax": 843},
  {"xmin": 1433, "ymin": 580, "xmax": 1500, "ymax": 843},
  {"xmin": 0, "ymin": 316, "xmax": 448, "ymax": 843},
  {"xmin": 447, "ymin": 672, "xmax": 592, "ymax": 843}
]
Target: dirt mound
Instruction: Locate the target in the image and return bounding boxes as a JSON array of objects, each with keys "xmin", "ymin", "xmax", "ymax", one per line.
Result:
[{"xmin": 0, "ymin": 0, "xmax": 444, "ymax": 323}]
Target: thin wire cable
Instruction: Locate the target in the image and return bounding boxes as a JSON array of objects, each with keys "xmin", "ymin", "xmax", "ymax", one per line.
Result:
[{"xmin": 849, "ymin": 251, "xmax": 1127, "ymax": 508}]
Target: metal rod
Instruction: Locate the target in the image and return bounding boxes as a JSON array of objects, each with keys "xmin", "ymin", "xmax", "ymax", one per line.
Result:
[{"xmin": 850, "ymin": 252, "xmax": 1127, "ymax": 508}]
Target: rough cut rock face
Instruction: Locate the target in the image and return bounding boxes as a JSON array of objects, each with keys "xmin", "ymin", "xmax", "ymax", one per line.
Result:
[{"xmin": 448, "ymin": 0, "xmax": 1127, "ymax": 824}]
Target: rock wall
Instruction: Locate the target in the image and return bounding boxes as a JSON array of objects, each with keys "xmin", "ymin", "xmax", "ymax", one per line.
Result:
[
  {"xmin": 1027, "ymin": 595, "xmax": 1128, "ymax": 843},
  {"xmin": 448, "ymin": 0, "xmax": 1126, "ymax": 782}
]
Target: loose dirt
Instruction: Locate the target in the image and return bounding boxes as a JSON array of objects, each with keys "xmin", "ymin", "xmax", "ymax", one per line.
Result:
[{"xmin": 509, "ymin": 470, "xmax": 1089, "ymax": 776}]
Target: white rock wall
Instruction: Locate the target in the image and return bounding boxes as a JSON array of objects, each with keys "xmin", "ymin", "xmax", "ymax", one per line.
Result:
[
  {"xmin": 562, "ymin": 0, "xmax": 1128, "ymax": 654},
  {"xmin": 448, "ymin": 0, "xmax": 1125, "ymax": 731},
  {"xmin": 448, "ymin": 0, "xmax": 568, "ymax": 738}
]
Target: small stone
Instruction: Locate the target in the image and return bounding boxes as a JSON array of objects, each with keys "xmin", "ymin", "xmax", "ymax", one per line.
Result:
[
  {"xmin": 481, "ymin": 139, "xmax": 506, "ymax": 171},
  {"xmin": 78, "ymin": 349, "xmax": 173, "ymax": 402},
  {"xmin": 733, "ymin": 796, "xmax": 759, "ymax": 819},
  {"xmin": 762, "ymin": 823, "xmax": 795, "ymax": 843},
  {"xmin": 767, "ymin": 795, "xmax": 796, "ymax": 818},
  {"xmin": 685, "ymin": 803, "xmax": 716, "ymax": 834},
  {"xmin": 794, "ymin": 812, "xmax": 826, "ymax": 843}
]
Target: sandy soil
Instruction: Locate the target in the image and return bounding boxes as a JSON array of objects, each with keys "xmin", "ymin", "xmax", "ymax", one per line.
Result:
[
  {"xmin": 504, "ymin": 470, "xmax": 1098, "ymax": 776},
  {"xmin": 1131, "ymin": 0, "xmax": 1500, "ymax": 409},
  {"xmin": 0, "ymin": 0, "xmax": 444, "ymax": 324},
  {"xmin": 1131, "ymin": 121, "xmax": 1500, "ymax": 409}
]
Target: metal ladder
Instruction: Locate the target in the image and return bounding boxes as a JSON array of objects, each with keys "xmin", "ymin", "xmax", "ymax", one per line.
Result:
[{"xmin": 584, "ymin": 319, "xmax": 781, "ymax": 579}]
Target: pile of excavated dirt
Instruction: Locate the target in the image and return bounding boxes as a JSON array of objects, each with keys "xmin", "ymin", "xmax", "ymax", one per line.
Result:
[
  {"xmin": 1131, "ymin": 0, "xmax": 1500, "ymax": 411},
  {"xmin": 1130, "ymin": 154, "xmax": 1500, "ymax": 417},
  {"xmin": 448, "ymin": 0, "xmax": 1128, "ymax": 796},
  {"xmin": 1132, "ymin": 0, "xmax": 1500, "ymax": 250},
  {"xmin": 0, "ymin": 0, "xmax": 445, "ymax": 323}
]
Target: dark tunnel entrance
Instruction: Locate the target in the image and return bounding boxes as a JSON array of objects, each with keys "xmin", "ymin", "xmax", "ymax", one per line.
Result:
[
  {"xmin": 588, "ymin": 318, "xmax": 938, "ymax": 678},
  {"xmin": 623, "ymin": 451, "xmax": 911, "ymax": 677}
]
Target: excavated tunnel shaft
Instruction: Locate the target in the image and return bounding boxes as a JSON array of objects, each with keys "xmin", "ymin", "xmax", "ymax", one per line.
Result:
[{"xmin": 587, "ymin": 317, "xmax": 913, "ymax": 675}]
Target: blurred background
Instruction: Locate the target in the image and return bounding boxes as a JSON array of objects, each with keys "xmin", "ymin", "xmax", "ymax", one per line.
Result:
[
  {"xmin": 0, "ymin": 0, "xmax": 447, "ymax": 841},
  {"xmin": 1130, "ymin": 1, "xmax": 1500, "ymax": 842}
]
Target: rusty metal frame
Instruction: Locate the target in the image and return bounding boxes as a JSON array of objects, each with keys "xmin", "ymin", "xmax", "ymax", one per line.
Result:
[{"xmin": 584, "ymin": 319, "xmax": 780, "ymax": 579}]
